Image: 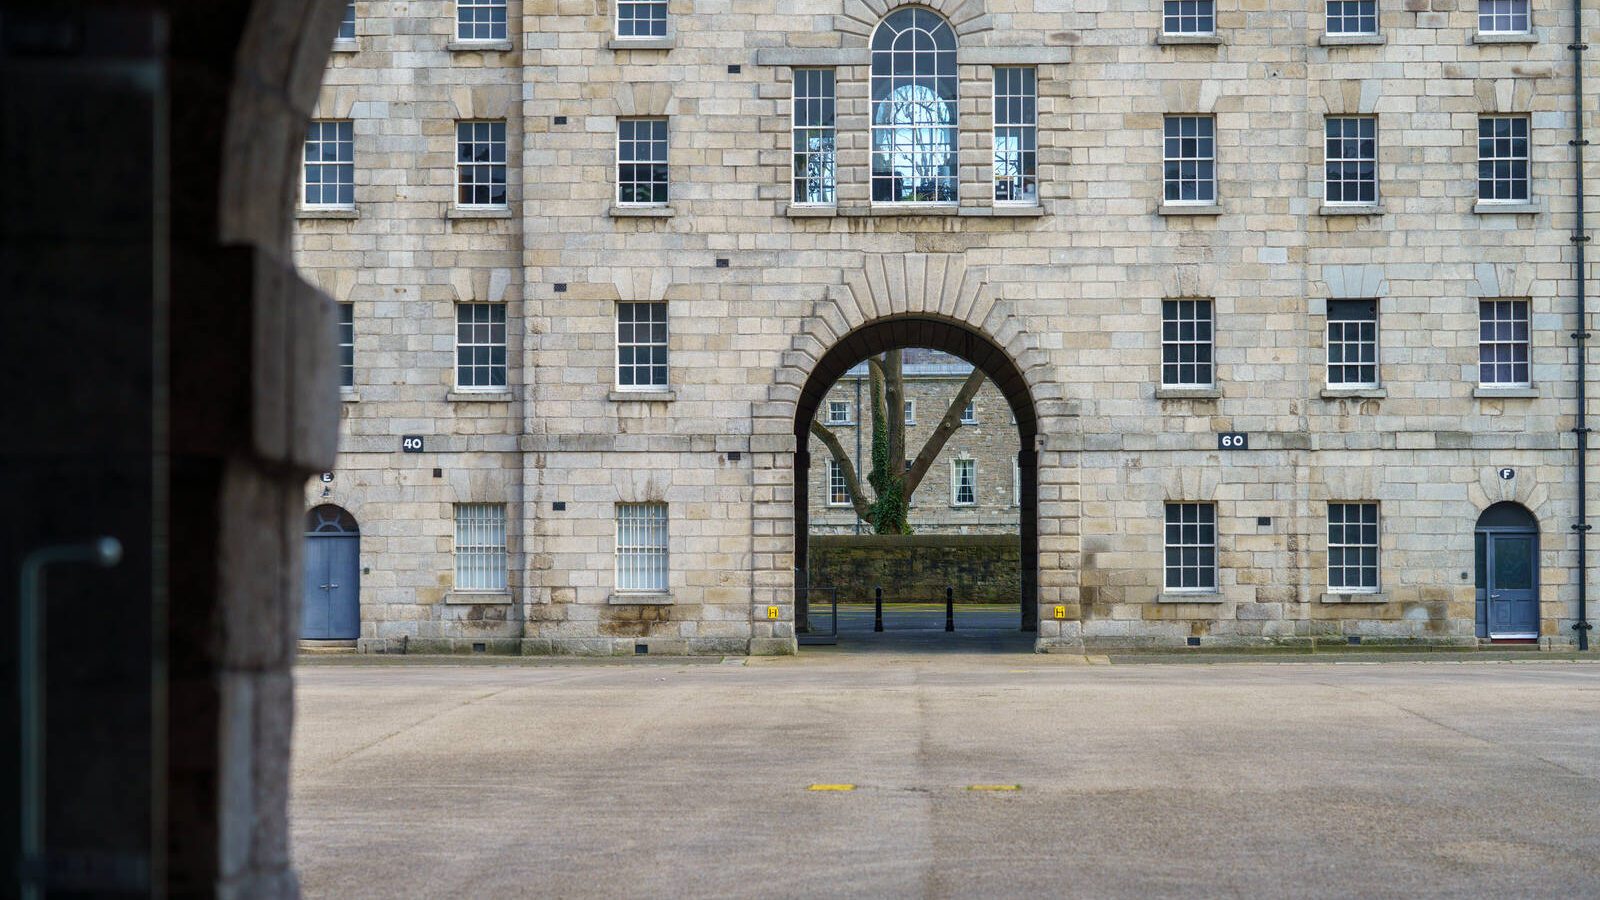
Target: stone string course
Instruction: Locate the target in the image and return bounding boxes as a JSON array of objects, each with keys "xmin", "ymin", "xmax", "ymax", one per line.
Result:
[{"xmin": 294, "ymin": 0, "xmax": 1596, "ymax": 653}]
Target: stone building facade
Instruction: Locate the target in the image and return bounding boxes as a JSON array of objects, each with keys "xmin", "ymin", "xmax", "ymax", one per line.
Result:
[
  {"xmin": 295, "ymin": 0, "xmax": 1595, "ymax": 654},
  {"xmin": 807, "ymin": 351, "xmax": 1023, "ymax": 535}
]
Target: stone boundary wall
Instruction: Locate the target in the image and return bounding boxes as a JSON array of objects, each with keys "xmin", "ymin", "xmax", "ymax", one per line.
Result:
[{"xmin": 809, "ymin": 534, "xmax": 1021, "ymax": 603}]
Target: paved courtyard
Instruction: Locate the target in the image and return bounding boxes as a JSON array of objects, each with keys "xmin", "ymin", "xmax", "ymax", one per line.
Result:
[{"xmin": 292, "ymin": 654, "xmax": 1600, "ymax": 898}]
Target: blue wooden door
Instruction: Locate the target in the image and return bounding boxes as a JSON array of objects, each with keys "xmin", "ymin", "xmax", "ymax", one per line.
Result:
[
  {"xmin": 302, "ymin": 534, "xmax": 360, "ymax": 640},
  {"xmin": 1487, "ymin": 533, "xmax": 1537, "ymax": 638}
]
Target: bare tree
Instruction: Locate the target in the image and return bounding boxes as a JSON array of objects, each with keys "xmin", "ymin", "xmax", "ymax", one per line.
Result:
[{"xmin": 809, "ymin": 349, "xmax": 989, "ymax": 534}]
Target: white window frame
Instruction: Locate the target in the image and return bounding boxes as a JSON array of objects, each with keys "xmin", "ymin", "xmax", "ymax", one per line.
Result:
[
  {"xmin": 903, "ymin": 399, "xmax": 916, "ymax": 425},
  {"xmin": 870, "ymin": 9, "xmax": 960, "ymax": 206},
  {"xmin": 1164, "ymin": 502, "xmax": 1218, "ymax": 593},
  {"xmin": 1161, "ymin": 299, "xmax": 1215, "ymax": 388},
  {"xmin": 338, "ymin": 303, "xmax": 355, "ymax": 391},
  {"xmin": 1012, "ymin": 456, "xmax": 1021, "ymax": 508},
  {"xmin": 615, "ymin": 0, "xmax": 669, "ymax": 39},
  {"xmin": 1478, "ymin": 115, "xmax": 1531, "ymax": 204},
  {"xmin": 992, "ymin": 66, "xmax": 1038, "ymax": 207},
  {"xmin": 1163, "ymin": 115, "xmax": 1216, "ymax": 205},
  {"xmin": 1478, "ymin": 299, "xmax": 1532, "ymax": 388},
  {"xmin": 454, "ymin": 302, "xmax": 507, "ymax": 392},
  {"xmin": 827, "ymin": 460, "xmax": 852, "ymax": 507},
  {"xmin": 456, "ymin": 0, "xmax": 508, "ymax": 43},
  {"xmin": 951, "ymin": 458, "xmax": 977, "ymax": 507},
  {"xmin": 615, "ymin": 502, "xmax": 669, "ymax": 594},
  {"xmin": 1325, "ymin": 0, "xmax": 1378, "ymax": 36},
  {"xmin": 1324, "ymin": 116, "xmax": 1378, "ymax": 207},
  {"xmin": 826, "ymin": 400, "xmax": 852, "ymax": 425},
  {"xmin": 961, "ymin": 400, "xmax": 978, "ymax": 424},
  {"xmin": 335, "ymin": 1, "xmax": 357, "ymax": 45},
  {"xmin": 617, "ymin": 117, "xmax": 670, "ymax": 207},
  {"xmin": 1478, "ymin": 0, "xmax": 1530, "ymax": 35},
  {"xmin": 792, "ymin": 68, "xmax": 837, "ymax": 208},
  {"xmin": 1326, "ymin": 299, "xmax": 1380, "ymax": 389},
  {"xmin": 1162, "ymin": 0, "xmax": 1216, "ymax": 36},
  {"xmin": 303, "ymin": 120, "xmax": 355, "ymax": 210},
  {"xmin": 1328, "ymin": 502, "xmax": 1381, "ymax": 594},
  {"xmin": 454, "ymin": 503, "xmax": 508, "ymax": 593},
  {"xmin": 455, "ymin": 120, "xmax": 508, "ymax": 209},
  {"xmin": 616, "ymin": 301, "xmax": 669, "ymax": 392}
]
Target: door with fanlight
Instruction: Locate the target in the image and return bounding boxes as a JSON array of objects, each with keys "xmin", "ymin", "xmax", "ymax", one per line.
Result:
[
  {"xmin": 1474, "ymin": 503, "xmax": 1539, "ymax": 640},
  {"xmin": 302, "ymin": 505, "xmax": 361, "ymax": 640}
]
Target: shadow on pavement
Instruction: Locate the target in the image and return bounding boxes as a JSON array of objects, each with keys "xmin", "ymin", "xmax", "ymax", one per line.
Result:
[{"xmin": 802, "ymin": 602, "xmax": 1034, "ymax": 654}]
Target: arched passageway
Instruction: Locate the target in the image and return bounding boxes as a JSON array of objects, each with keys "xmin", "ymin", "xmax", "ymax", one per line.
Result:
[{"xmin": 792, "ymin": 316, "xmax": 1039, "ymax": 637}]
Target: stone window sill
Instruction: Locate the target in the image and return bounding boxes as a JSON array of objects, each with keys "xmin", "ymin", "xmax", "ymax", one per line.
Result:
[
  {"xmin": 340, "ymin": 390, "xmax": 362, "ymax": 403},
  {"xmin": 608, "ymin": 36, "xmax": 676, "ymax": 51},
  {"xmin": 444, "ymin": 592, "xmax": 514, "ymax": 605},
  {"xmin": 1320, "ymin": 387, "xmax": 1386, "ymax": 400},
  {"xmin": 1158, "ymin": 203, "xmax": 1221, "ymax": 216},
  {"xmin": 1320, "ymin": 592, "xmax": 1388, "ymax": 604},
  {"xmin": 785, "ymin": 204, "xmax": 838, "ymax": 218},
  {"xmin": 1474, "ymin": 200, "xmax": 1540, "ymax": 215},
  {"xmin": 1320, "ymin": 33, "xmax": 1384, "ymax": 46},
  {"xmin": 610, "ymin": 389, "xmax": 676, "ymax": 403},
  {"xmin": 449, "ymin": 390, "xmax": 513, "ymax": 403},
  {"xmin": 1156, "ymin": 386, "xmax": 1221, "ymax": 400},
  {"xmin": 1473, "ymin": 32, "xmax": 1537, "ymax": 45},
  {"xmin": 329, "ymin": 40, "xmax": 359, "ymax": 54},
  {"xmin": 1158, "ymin": 592, "xmax": 1225, "ymax": 604},
  {"xmin": 449, "ymin": 206, "xmax": 513, "ymax": 220},
  {"xmin": 866, "ymin": 204, "xmax": 960, "ymax": 217},
  {"xmin": 1474, "ymin": 386, "xmax": 1539, "ymax": 399},
  {"xmin": 447, "ymin": 40, "xmax": 514, "ymax": 53},
  {"xmin": 608, "ymin": 592, "xmax": 673, "ymax": 605},
  {"xmin": 1157, "ymin": 33, "xmax": 1223, "ymax": 46},
  {"xmin": 610, "ymin": 205, "xmax": 674, "ymax": 218},
  {"xmin": 799, "ymin": 205, "xmax": 1047, "ymax": 219},
  {"xmin": 970, "ymin": 205, "xmax": 1046, "ymax": 218},
  {"xmin": 297, "ymin": 207, "xmax": 358, "ymax": 220},
  {"xmin": 1319, "ymin": 204, "xmax": 1383, "ymax": 217}
]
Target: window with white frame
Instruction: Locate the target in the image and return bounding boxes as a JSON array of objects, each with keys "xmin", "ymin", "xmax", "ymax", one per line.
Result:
[
  {"xmin": 792, "ymin": 69, "xmax": 837, "ymax": 206},
  {"xmin": 336, "ymin": 1, "xmax": 356, "ymax": 43},
  {"xmin": 617, "ymin": 118, "xmax": 669, "ymax": 206},
  {"xmin": 1478, "ymin": 0, "xmax": 1529, "ymax": 34},
  {"xmin": 1012, "ymin": 456, "xmax": 1021, "ymax": 507},
  {"xmin": 454, "ymin": 503, "xmax": 507, "ymax": 592},
  {"xmin": 455, "ymin": 303, "xmax": 507, "ymax": 390},
  {"xmin": 616, "ymin": 502, "xmax": 668, "ymax": 593},
  {"xmin": 303, "ymin": 120, "xmax": 354, "ymax": 208},
  {"xmin": 338, "ymin": 303, "xmax": 354, "ymax": 390},
  {"xmin": 1326, "ymin": 299, "xmax": 1379, "ymax": 388},
  {"xmin": 1479, "ymin": 299, "xmax": 1531, "ymax": 386},
  {"xmin": 827, "ymin": 460, "xmax": 851, "ymax": 507},
  {"xmin": 1325, "ymin": 116, "xmax": 1377, "ymax": 205},
  {"xmin": 456, "ymin": 120, "xmax": 507, "ymax": 207},
  {"xmin": 1164, "ymin": 502, "xmax": 1217, "ymax": 591},
  {"xmin": 903, "ymin": 400, "xmax": 916, "ymax": 425},
  {"xmin": 617, "ymin": 302, "xmax": 668, "ymax": 390},
  {"xmin": 1328, "ymin": 502, "xmax": 1380, "ymax": 593},
  {"xmin": 993, "ymin": 67, "xmax": 1038, "ymax": 205},
  {"xmin": 1326, "ymin": 0, "xmax": 1377, "ymax": 35},
  {"xmin": 1163, "ymin": 115, "xmax": 1215, "ymax": 204},
  {"xmin": 952, "ymin": 458, "xmax": 976, "ymax": 507},
  {"xmin": 457, "ymin": 0, "xmax": 507, "ymax": 42},
  {"xmin": 827, "ymin": 399, "xmax": 852, "ymax": 425},
  {"xmin": 1478, "ymin": 116, "xmax": 1530, "ymax": 203},
  {"xmin": 961, "ymin": 400, "xmax": 977, "ymax": 424},
  {"xmin": 871, "ymin": 8, "xmax": 959, "ymax": 204},
  {"xmin": 1161, "ymin": 299, "xmax": 1214, "ymax": 387},
  {"xmin": 1163, "ymin": 0, "xmax": 1215, "ymax": 35},
  {"xmin": 616, "ymin": 0, "xmax": 668, "ymax": 38}
]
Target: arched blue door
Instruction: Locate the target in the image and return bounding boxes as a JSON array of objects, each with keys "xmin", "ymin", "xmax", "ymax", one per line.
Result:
[
  {"xmin": 1475, "ymin": 503, "xmax": 1539, "ymax": 640},
  {"xmin": 302, "ymin": 505, "xmax": 360, "ymax": 640}
]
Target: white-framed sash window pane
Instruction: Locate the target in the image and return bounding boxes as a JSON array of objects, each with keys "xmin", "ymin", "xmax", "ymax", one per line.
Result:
[
  {"xmin": 1163, "ymin": 115, "xmax": 1215, "ymax": 204},
  {"xmin": 961, "ymin": 401, "xmax": 977, "ymax": 424},
  {"xmin": 455, "ymin": 303, "xmax": 507, "ymax": 390},
  {"xmin": 457, "ymin": 0, "xmax": 507, "ymax": 41},
  {"xmin": 792, "ymin": 69, "xmax": 837, "ymax": 206},
  {"xmin": 616, "ymin": 0, "xmax": 668, "ymax": 38},
  {"xmin": 1328, "ymin": 502, "xmax": 1380, "ymax": 593},
  {"xmin": 1478, "ymin": 116, "xmax": 1530, "ymax": 202},
  {"xmin": 1012, "ymin": 456, "xmax": 1021, "ymax": 507},
  {"xmin": 303, "ymin": 120, "xmax": 354, "ymax": 208},
  {"xmin": 1163, "ymin": 0, "xmax": 1215, "ymax": 35},
  {"xmin": 1326, "ymin": 0, "xmax": 1377, "ymax": 35},
  {"xmin": 618, "ymin": 118, "xmax": 669, "ymax": 205},
  {"xmin": 903, "ymin": 400, "xmax": 916, "ymax": 425},
  {"xmin": 952, "ymin": 458, "xmax": 976, "ymax": 507},
  {"xmin": 1479, "ymin": 0, "xmax": 1529, "ymax": 33},
  {"xmin": 338, "ymin": 303, "xmax": 355, "ymax": 390},
  {"xmin": 456, "ymin": 120, "xmax": 507, "ymax": 207},
  {"xmin": 1479, "ymin": 299, "xmax": 1531, "ymax": 386},
  {"xmin": 454, "ymin": 503, "xmax": 507, "ymax": 592},
  {"xmin": 336, "ymin": 1, "xmax": 357, "ymax": 42},
  {"xmin": 827, "ymin": 400, "xmax": 851, "ymax": 425},
  {"xmin": 827, "ymin": 460, "xmax": 851, "ymax": 507},
  {"xmin": 617, "ymin": 302, "xmax": 669, "ymax": 390},
  {"xmin": 1327, "ymin": 299, "xmax": 1379, "ymax": 388},
  {"xmin": 870, "ymin": 8, "xmax": 959, "ymax": 204},
  {"xmin": 1165, "ymin": 502, "xmax": 1217, "ymax": 591},
  {"xmin": 616, "ymin": 502, "xmax": 669, "ymax": 593},
  {"xmin": 1325, "ymin": 116, "xmax": 1377, "ymax": 205},
  {"xmin": 1162, "ymin": 299, "xmax": 1214, "ymax": 386},
  {"xmin": 993, "ymin": 67, "xmax": 1038, "ymax": 205}
]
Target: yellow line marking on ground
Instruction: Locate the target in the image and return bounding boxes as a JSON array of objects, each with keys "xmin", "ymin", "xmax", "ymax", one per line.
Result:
[
  {"xmin": 967, "ymin": 784, "xmax": 1020, "ymax": 792},
  {"xmin": 808, "ymin": 784, "xmax": 856, "ymax": 792}
]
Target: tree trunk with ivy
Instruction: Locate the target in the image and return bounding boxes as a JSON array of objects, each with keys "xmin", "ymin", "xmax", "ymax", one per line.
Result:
[{"xmin": 808, "ymin": 349, "xmax": 990, "ymax": 535}]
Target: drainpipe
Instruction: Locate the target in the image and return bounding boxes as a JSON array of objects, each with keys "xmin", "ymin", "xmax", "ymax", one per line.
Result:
[
  {"xmin": 1573, "ymin": 6, "xmax": 1593, "ymax": 651},
  {"xmin": 854, "ymin": 374, "xmax": 863, "ymax": 536}
]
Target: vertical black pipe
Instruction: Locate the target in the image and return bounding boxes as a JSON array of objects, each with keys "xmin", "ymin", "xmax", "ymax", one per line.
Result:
[
  {"xmin": 1575, "ymin": 3, "xmax": 1593, "ymax": 651},
  {"xmin": 874, "ymin": 585, "xmax": 883, "ymax": 632},
  {"xmin": 945, "ymin": 586, "xmax": 955, "ymax": 632}
]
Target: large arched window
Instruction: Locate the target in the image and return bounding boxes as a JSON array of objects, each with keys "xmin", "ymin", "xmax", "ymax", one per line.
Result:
[{"xmin": 871, "ymin": 8, "xmax": 958, "ymax": 204}]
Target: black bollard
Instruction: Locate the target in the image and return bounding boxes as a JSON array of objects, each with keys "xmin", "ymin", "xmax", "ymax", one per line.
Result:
[
  {"xmin": 874, "ymin": 586, "xmax": 884, "ymax": 632},
  {"xmin": 945, "ymin": 586, "xmax": 955, "ymax": 632}
]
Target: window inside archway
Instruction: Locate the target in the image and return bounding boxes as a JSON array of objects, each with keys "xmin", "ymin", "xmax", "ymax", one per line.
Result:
[{"xmin": 870, "ymin": 9, "xmax": 958, "ymax": 204}]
